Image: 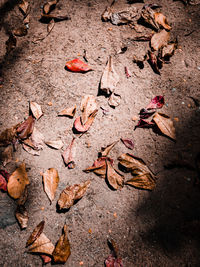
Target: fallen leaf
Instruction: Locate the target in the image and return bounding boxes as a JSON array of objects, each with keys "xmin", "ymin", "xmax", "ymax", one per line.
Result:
[
  {"xmin": 161, "ymin": 41, "xmax": 177, "ymax": 59},
  {"xmin": 153, "ymin": 112, "xmax": 176, "ymax": 140},
  {"xmin": 41, "ymin": 13, "xmax": 70, "ymax": 21},
  {"xmin": 108, "ymin": 93, "xmax": 121, "ymax": 107},
  {"xmin": 135, "ymin": 119, "xmax": 155, "ymax": 129},
  {"xmin": 105, "ymin": 239, "xmax": 123, "ymax": 267},
  {"xmin": 43, "ymin": 0, "xmax": 58, "ymax": 15},
  {"xmin": 110, "ymin": 6, "xmax": 140, "ymax": 26},
  {"xmin": 53, "ymin": 225, "xmax": 71, "ymax": 263},
  {"xmin": 16, "ymin": 115, "xmax": 35, "ymax": 140},
  {"xmin": 62, "ymin": 138, "xmax": 76, "ymax": 169},
  {"xmin": 22, "ymin": 127, "xmax": 44, "ymax": 155},
  {"xmin": 40, "ymin": 254, "xmax": 52, "ymax": 264},
  {"xmin": 22, "ymin": 143, "xmax": 40, "ymax": 156},
  {"xmin": 57, "ymin": 180, "xmax": 90, "ymax": 210},
  {"xmin": 13, "ymin": 25, "xmax": 28, "ymax": 37},
  {"xmin": 17, "ymin": 186, "xmax": 28, "ymax": 205},
  {"xmin": 45, "ymin": 140, "xmax": 63, "ymax": 150},
  {"xmin": 118, "ymin": 153, "xmax": 156, "ymax": 190},
  {"xmin": 30, "ymin": 102, "xmax": 43, "ymax": 120},
  {"xmin": 65, "ymin": 59, "xmax": 92, "ymax": 73},
  {"xmin": 146, "ymin": 96, "xmax": 165, "ymax": 110},
  {"xmin": 1, "ymin": 145, "xmax": 13, "ymax": 166},
  {"xmin": 106, "ymin": 160, "xmax": 124, "ymax": 190},
  {"xmin": 58, "ymin": 105, "xmax": 76, "ymax": 118},
  {"xmin": 101, "ymin": 7, "xmax": 112, "ymax": 21},
  {"xmin": 73, "ymin": 110, "xmax": 98, "ymax": 133},
  {"xmin": 151, "ymin": 30, "xmax": 170, "ymax": 51},
  {"xmin": 154, "ymin": 12, "xmax": 171, "ymax": 31},
  {"xmin": 147, "ymin": 51, "xmax": 160, "ymax": 74},
  {"xmin": 0, "ymin": 124, "xmax": 20, "ymax": 146},
  {"xmin": 28, "ymin": 232, "xmax": 55, "ymax": 255},
  {"xmin": 6, "ymin": 34, "xmax": 17, "ymax": 54},
  {"xmin": 81, "ymin": 95, "xmax": 98, "ymax": 125},
  {"xmin": 83, "ymin": 157, "xmax": 113, "ymax": 178},
  {"xmin": 141, "ymin": 5, "xmax": 159, "ymax": 30},
  {"xmin": 15, "ymin": 205, "xmax": 28, "ymax": 229},
  {"xmin": 120, "ymin": 138, "xmax": 134, "ymax": 150},
  {"xmin": 42, "ymin": 168, "xmax": 59, "ymax": 203},
  {"xmin": 0, "ymin": 169, "xmax": 10, "ymax": 191},
  {"xmin": 47, "ymin": 18, "xmax": 55, "ymax": 34},
  {"xmin": 100, "ymin": 56, "xmax": 119, "ymax": 95},
  {"xmin": 139, "ymin": 108, "xmax": 155, "ymax": 119},
  {"xmin": 26, "ymin": 221, "xmax": 45, "ymax": 247},
  {"xmin": 7, "ymin": 163, "xmax": 29, "ymax": 199},
  {"xmin": 100, "ymin": 141, "xmax": 118, "ymax": 157},
  {"xmin": 19, "ymin": 0, "xmax": 29, "ymax": 15}
]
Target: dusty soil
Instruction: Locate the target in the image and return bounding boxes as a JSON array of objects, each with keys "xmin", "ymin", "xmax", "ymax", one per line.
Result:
[{"xmin": 0, "ymin": 0, "xmax": 200, "ymax": 266}]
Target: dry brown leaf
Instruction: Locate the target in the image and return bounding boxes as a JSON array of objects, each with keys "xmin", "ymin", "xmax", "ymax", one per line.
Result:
[
  {"xmin": 45, "ymin": 140, "xmax": 63, "ymax": 150},
  {"xmin": 110, "ymin": 6, "xmax": 140, "ymax": 25},
  {"xmin": 1, "ymin": 145, "xmax": 13, "ymax": 166},
  {"xmin": 73, "ymin": 110, "xmax": 98, "ymax": 133},
  {"xmin": 0, "ymin": 124, "xmax": 20, "ymax": 146},
  {"xmin": 141, "ymin": 6, "xmax": 159, "ymax": 30},
  {"xmin": 53, "ymin": 225, "xmax": 71, "ymax": 263},
  {"xmin": 102, "ymin": 6, "xmax": 113, "ymax": 21},
  {"xmin": 83, "ymin": 157, "xmax": 113, "ymax": 178},
  {"xmin": 100, "ymin": 141, "xmax": 118, "ymax": 157},
  {"xmin": 23, "ymin": 14, "xmax": 30, "ymax": 24},
  {"xmin": 151, "ymin": 30, "xmax": 170, "ymax": 51},
  {"xmin": 62, "ymin": 138, "xmax": 76, "ymax": 169},
  {"xmin": 161, "ymin": 42, "xmax": 177, "ymax": 59},
  {"xmin": 42, "ymin": 168, "xmax": 59, "ymax": 203},
  {"xmin": 57, "ymin": 180, "xmax": 90, "ymax": 210},
  {"xmin": 81, "ymin": 95, "xmax": 97, "ymax": 125},
  {"xmin": 30, "ymin": 102, "xmax": 43, "ymax": 120},
  {"xmin": 26, "ymin": 221, "xmax": 45, "ymax": 247},
  {"xmin": 101, "ymin": 56, "xmax": 119, "ymax": 95},
  {"xmin": 58, "ymin": 105, "xmax": 76, "ymax": 118},
  {"xmin": 43, "ymin": 0, "xmax": 58, "ymax": 15},
  {"xmin": 40, "ymin": 254, "xmax": 52, "ymax": 264},
  {"xmin": 17, "ymin": 186, "xmax": 28, "ymax": 205},
  {"xmin": 118, "ymin": 153, "xmax": 156, "ymax": 190},
  {"xmin": 153, "ymin": 112, "xmax": 176, "ymax": 140},
  {"xmin": 22, "ymin": 143, "xmax": 40, "ymax": 156},
  {"xmin": 13, "ymin": 25, "xmax": 28, "ymax": 37},
  {"xmin": 15, "ymin": 205, "xmax": 28, "ymax": 229},
  {"xmin": 19, "ymin": 0, "xmax": 29, "ymax": 15},
  {"xmin": 106, "ymin": 160, "xmax": 124, "ymax": 190},
  {"xmin": 154, "ymin": 12, "xmax": 171, "ymax": 31},
  {"xmin": 17, "ymin": 115, "xmax": 35, "ymax": 140},
  {"xmin": 22, "ymin": 127, "xmax": 44, "ymax": 155},
  {"xmin": 7, "ymin": 163, "xmax": 29, "ymax": 199},
  {"xmin": 108, "ymin": 93, "xmax": 121, "ymax": 107},
  {"xmin": 28, "ymin": 232, "xmax": 55, "ymax": 255}
]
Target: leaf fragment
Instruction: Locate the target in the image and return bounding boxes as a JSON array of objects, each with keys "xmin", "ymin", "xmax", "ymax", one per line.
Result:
[
  {"xmin": 58, "ymin": 105, "xmax": 76, "ymax": 118},
  {"xmin": 26, "ymin": 221, "xmax": 45, "ymax": 247},
  {"xmin": 120, "ymin": 138, "xmax": 134, "ymax": 150},
  {"xmin": 28, "ymin": 233, "xmax": 55, "ymax": 255},
  {"xmin": 16, "ymin": 116, "xmax": 35, "ymax": 140},
  {"xmin": 106, "ymin": 160, "xmax": 124, "ymax": 190},
  {"xmin": 73, "ymin": 110, "xmax": 98, "ymax": 133},
  {"xmin": 81, "ymin": 95, "xmax": 98, "ymax": 125},
  {"xmin": 147, "ymin": 51, "xmax": 160, "ymax": 74},
  {"xmin": 135, "ymin": 119, "xmax": 155, "ymax": 129},
  {"xmin": 105, "ymin": 239, "xmax": 123, "ymax": 267},
  {"xmin": 153, "ymin": 112, "xmax": 176, "ymax": 140},
  {"xmin": 151, "ymin": 30, "xmax": 170, "ymax": 51},
  {"xmin": 40, "ymin": 254, "xmax": 52, "ymax": 264},
  {"xmin": 30, "ymin": 102, "xmax": 43, "ymax": 120},
  {"xmin": 108, "ymin": 93, "xmax": 121, "ymax": 107},
  {"xmin": 161, "ymin": 41, "xmax": 177, "ymax": 60},
  {"xmin": 57, "ymin": 180, "xmax": 90, "ymax": 210},
  {"xmin": 43, "ymin": 0, "xmax": 58, "ymax": 15},
  {"xmin": 100, "ymin": 141, "xmax": 118, "ymax": 157},
  {"xmin": 146, "ymin": 96, "xmax": 165, "ymax": 110},
  {"xmin": 45, "ymin": 139, "xmax": 63, "ymax": 150},
  {"xmin": 52, "ymin": 225, "xmax": 71, "ymax": 263},
  {"xmin": 19, "ymin": 0, "xmax": 29, "ymax": 15},
  {"xmin": 83, "ymin": 157, "xmax": 113, "ymax": 178},
  {"xmin": 62, "ymin": 138, "xmax": 76, "ymax": 169},
  {"xmin": 65, "ymin": 58, "xmax": 92, "ymax": 73},
  {"xmin": 15, "ymin": 205, "xmax": 28, "ymax": 229},
  {"xmin": 154, "ymin": 12, "xmax": 171, "ymax": 31},
  {"xmin": 42, "ymin": 168, "xmax": 59, "ymax": 203}
]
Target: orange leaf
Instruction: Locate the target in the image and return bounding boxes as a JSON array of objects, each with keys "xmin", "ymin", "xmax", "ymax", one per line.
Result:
[
  {"xmin": 42, "ymin": 168, "xmax": 59, "ymax": 203},
  {"xmin": 65, "ymin": 59, "xmax": 92, "ymax": 73},
  {"xmin": 73, "ymin": 110, "xmax": 98, "ymax": 133}
]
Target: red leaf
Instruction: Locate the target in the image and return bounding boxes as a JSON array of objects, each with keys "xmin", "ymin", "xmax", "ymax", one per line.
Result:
[
  {"xmin": 120, "ymin": 138, "xmax": 134, "ymax": 150},
  {"xmin": 65, "ymin": 59, "xmax": 92, "ymax": 73},
  {"xmin": 146, "ymin": 96, "xmax": 164, "ymax": 110},
  {"xmin": 135, "ymin": 119, "xmax": 155, "ymax": 129},
  {"xmin": 73, "ymin": 110, "xmax": 98, "ymax": 133},
  {"xmin": 0, "ymin": 170, "xmax": 10, "ymax": 191},
  {"xmin": 124, "ymin": 66, "xmax": 131, "ymax": 78},
  {"xmin": 16, "ymin": 115, "xmax": 35, "ymax": 140},
  {"xmin": 105, "ymin": 255, "xmax": 123, "ymax": 267}
]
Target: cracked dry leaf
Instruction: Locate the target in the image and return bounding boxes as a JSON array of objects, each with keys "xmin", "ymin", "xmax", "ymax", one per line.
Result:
[
  {"xmin": 7, "ymin": 163, "xmax": 29, "ymax": 199},
  {"xmin": 62, "ymin": 138, "xmax": 76, "ymax": 169},
  {"xmin": 81, "ymin": 95, "xmax": 97, "ymax": 125},
  {"xmin": 28, "ymin": 233, "xmax": 55, "ymax": 255},
  {"xmin": 57, "ymin": 180, "xmax": 90, "ymax": 210},
  {"xmin": 42, "ymin": 168, "xmax": 59, "ymax": 203},
  {"xmin": 58, "ymin": 105, "xmax": 76, "ymax": 118},
  {"xmin": 0, "ymin": 124, "xmax": 19, "ymax": 146},
  {"xmin": 151, "ymin": 30, "xmax": 170, "ymax": 51},
  {"xmin": 65, "ymin": 58, "xmax": 92, "ymax": 73},
  {"xmin": 17, "ymin": 115, "xmax": 35, "ymax": 140},
  {"xmin": 15, "ymin": 205, "xmax": 28, "ymax": 229},
  {"xmin": 30, "ymin": 102, "xmax": 43, "ymax": 120},
  {"xmin": 83, "ymin": 157, "xmax": 113, "ymax": 178},
  {"xmin": 118, "ymin": 153, "xmax": 156, "ymax": 190},
  {"xmin": 53, "ymin": 225, "xmax": 71, "ymax": 263},
  {"xmin": 101, "ymin": 56, "xmax": 119, "ymax": 95},
  {"xmin": 26, "ymin": 221, "xmax": 45, "ymax": 247},
  {"xmin": 100, "ymin": 141, "xmax": 118, "ymax": 157},
  {"xmin": 153, "ymin": 112, "xmax": 176, "ymax": 140},
  {"xmin": 45, "ymin": 139, "xmax": 63, "ymax": 150},
  {"xmin": 106, "ymin": 160, "xmax": 124, "ymax": 190},
  {"xmin": 74, "ymin": 110, "xmax": 98, "ymax": 133},
  {"xmin": 1, "ymin": 145, "xmax": 13, "ymax": 166}
]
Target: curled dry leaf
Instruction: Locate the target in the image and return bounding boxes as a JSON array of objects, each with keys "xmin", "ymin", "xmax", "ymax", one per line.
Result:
[
  {"xmin": 22, "ymin": 127, "xmax": 44, "ymax": 155},
  {"xmin": 45, "ymin": 139, "xmax": 63, "ymax": 150},
  {"xmin": 151, "ymin": 30, "xmax": 170, "ymax": 51},
  {"xmin": 13, "ymin": 25, "xmax": 28, "ymax": 37},
  {"xmin": 101, "ymin": 56, "xmax": 119, "ymax": 95},
  {"xmin": 0, "ymin": 124, "xmax": 20, "ymax": 146},
  {"xmin": 28, "ymin": 233, "xmax": 55, "ymax": 255},
  {"xmin": 161, "ymin": 41, "xmax": 177, "ymax": 59},
  {"xmin": 74, "ymin": 110, "xmax": 98, "ymax": 133},
  {"xmin": 83, "ymin": 157, "xmax": 113, "ymax": 178},
  {"xmin": 62, "ymin": 138, "xmax": 76, "ymax": 169},
  {"xmin": 118, "ymin": 153, "xmax": 156, "ymax": 190},
  {"xmin": 53, "ymin": 225, "xmax": 71, "ymax": 263},
  {"xmin": 6, "ymin": 34, "xmax": 17, "ymax": 54},
  {"xmin": 108, "ymin": 93, "xmax": 121, "ymax": 107},
  {"xmin": 58, "ymin": 105, "xmax": 76, "ymax": 118},
  {"xmin": 26, "ymin": 221, "xmax": 45, "ymax": 247},
  {"xmin": 135, "ymin": 119, "xmax": 155, "ymax": 129},
  {"xmin": 43, "ymin": 0, "xmax": 58, "ymax": 15},
  {"xmin": 30, "ymin": 102, "xmax": 43, "ymax": 120},
  {"xmin": 106, "ymin": 160, "xmax": 124, "ymax": 190},
  {"xmin": 100, "ymin": 141, "xmax": 118, "ymax": 157},
  {"xmin": 141, "ymin": 5, "xmax": 159, "ymax": 30},
  {"xmin": 17, "ymin": 115, "xmax": 35, "ymax": 140},
  {"xmin": 81, "ymin": 95, "xmax": 97, "ymax": 125},
  {"xmin": 7, "ymin": 163, "xmax": 29, "ymax": 199},
  {"xmin": 57, "ymin": 180, "xmax": 90, "ymax": 210},
  {"xmin": 15, "ymin": 205, "xmax": 28, "ymax": 229},
  {"xmin": 1, "ymin": 145, "xmax": 13, "ymax": 166},
  {"xmin": 147, "ymin": 51, "xmax": 160, "ymax": 74},
  {"xmin": 19, "ymin": 0, "xmax": 29, "ymax": 15},
  {"xmin": 0, "ymin": 169, "xmax": 10, "ymax": 191},
  {"xmin": 121, "ymin": 138, "xmax": 134, "ymax": 150},
  {"xmin": 154, "ymin": 12, "xmax": 171, "ymax": 31},
  {"xmin": 153, "ymin": 112, "xmax": 176, "ymax": 140},
  {"xmin": 65, "ymin": 58, "xmax": 92, "ymax": 73},
  {"xmin": 42, "ymin": 168, "xmax": 59, "ymax": 203},
  {"xmin": 146, "ymin": 96, "xmax": 165, "ymax": 110}
]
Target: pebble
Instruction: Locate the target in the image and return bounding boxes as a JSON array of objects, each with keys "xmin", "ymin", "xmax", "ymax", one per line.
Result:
[
  {"xmin": 182, "ymin": 102, "xmax": 185, "ymax": 105},
  {"xmin": 197, "ymin": 66, "xmax": 200, "ymax": 70},
  {"xmin": 171, "ymin": 87, "xmax": 176, "ymax": 92}
]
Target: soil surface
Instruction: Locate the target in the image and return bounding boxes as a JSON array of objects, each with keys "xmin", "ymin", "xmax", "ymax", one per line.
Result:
[{"xmin": 0, "ymin": 0, "xmax": 200, "ymax": 266}]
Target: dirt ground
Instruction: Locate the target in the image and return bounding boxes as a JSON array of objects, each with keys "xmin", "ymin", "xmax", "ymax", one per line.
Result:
[{"xmin": 0, "ymin": 0, "xmax": 200, "ymax": 266}]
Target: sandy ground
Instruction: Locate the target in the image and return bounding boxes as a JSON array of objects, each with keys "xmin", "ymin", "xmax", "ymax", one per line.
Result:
[{"xmin": 0, "ymin": 0, "xmax": 200, "ymax": 266}]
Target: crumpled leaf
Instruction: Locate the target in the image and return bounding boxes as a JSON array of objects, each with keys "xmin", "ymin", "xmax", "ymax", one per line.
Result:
[
  {"xmin": 147, "ymin": 50, "xmax": 160, "ymax": 74},
  {"xmin": 73, "ymin": 110, "xmax": 98, "ymax": 133},
  {"xmin": 65, "ymin": 59, "xmax": 92, "ymax": 73},
  {"xmin": 16, "ymin": 115, "xmax": 35, "ymax": 140},
  {"xmin": 58, "ymin": 105, "xmax": 76, "ymax": 118},
  {"xmin": 13, "ymin": 25, "xmax": 28, "ymax": 37},
  {"xmin": 7, "ymin": 163, "xmax": 29, "ymax": 199},
  {"xmin": 62, "ymin": 138, "xmax": 76, "ymax": 169},
  {"xmin": 121, "ymin": 138, "xmax": 134, "ymax": 150},
  {"xmin": 28, "ymin": 233, "xmax": 55, "ymax": 255},
  {"xmin": 135, "ymin": 119, "xmax": 155, "ymax": 129},
  {"xmin": 0, "ymin": 169, "xmax": 10, "ymax": 191},
  {"xmin": 154, "ymin": 12, "xmax": 171, "ymax": 31},
  {"xmin": 43, "ymin": 0, "xmax": 58, "ymax": 15},
  {"xmin": 1, "ymin": 145, "xmax": 13, "ymax": 166},
  {"xmin": 83, "ymin": 157, "xmax": 113, "ymax": 178},
  {"xmin": 153, "ymin": 112, "xmax": 176, "ymax": 140},
  {"xmin": 26, "ymin": 221, "xmax": 45, "ymax": 247},
  {"xmin": 6, "ymin": 34, "xmax": 17, "ymax": 54},
  {"xmin": 0, "ymin": 124, "xmax": 20, "ymax": 146},
  {"xmin": 22, "ymin": 127, "xmax": 44, "ymax": 155},
  {"xmin": 118, "ymin": 153, "xmax": 156, "ymax": 190},
  {"xmin": 146, "ymin": 96, "xmax": 165, "ymax": 110},
  {"xmin": 151, "ymin": 30, "xmax": 170, "ymax": 51},
  {"xmin": 42, "ymin": 168, "xmax": 59, "ymax": 203},
  {"xmin": 108, "ymin": 93, "xmax": 121, "ymax": 107},
  {"xmin": 100, "ymin": 56, "xmax": 119, "ymax": 95},
  {"xmin": 57, "ymin": 180, "xmax": 90, "ymax": 210},
  {"xmin": 30, "ymin": 101, "xmax": 43, "ymax": 120},
  {"xmin": 52, "ymin": 225, "xmax": 71, "ymax": 263},
  {"xmin": 161, "ymin": 41, "xmax": 177, "ymax": 60},
  {"xmin": 81, "ymin": 95, "xmax": 97, "ymax": 125},
  {"xmin": 106, "ymin": 160, "xmax": 124, "ymax": 190},
  {"xmin": 105, "ymin": 239, "xmax": 123, "ymax": 267},
  {"xmin": 99, "ymin": 141, "xmax": 118, "ymax": 157},
  {"xmin": 15, "ymin": 205, "xmax": 28, "ymax": 229},
  {"xmin": 110, "ymin": 6, "xmax": 140, "ymax": 26},
  {"xmin": 45, "ymin": 140, "xmax": 63, "ymax": 150}
]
